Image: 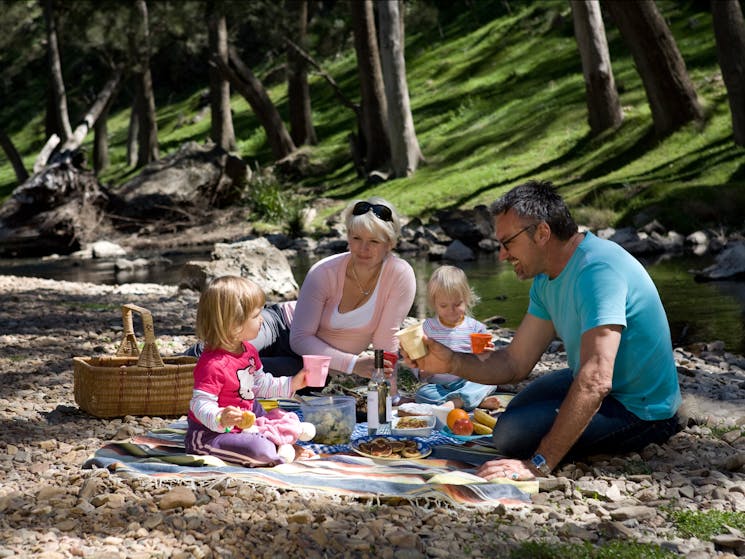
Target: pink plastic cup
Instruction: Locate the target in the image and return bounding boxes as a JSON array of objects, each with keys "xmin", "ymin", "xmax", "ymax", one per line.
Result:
[{"xmin": 303, "ymin": 355, "xmax": 331, "ymax": 387}]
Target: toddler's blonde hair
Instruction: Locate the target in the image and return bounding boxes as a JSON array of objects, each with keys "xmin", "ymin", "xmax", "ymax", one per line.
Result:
[
  {"xmin": 196, "ymin": 276, "xmax": 266, "ymax": 351},
  {"xmin": 427, "ymin": 265, "xmax": 480, "ymax": 312}
]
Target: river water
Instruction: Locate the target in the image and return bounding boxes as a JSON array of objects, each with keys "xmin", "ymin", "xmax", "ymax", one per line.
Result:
[{"xmin": 1, "ymin": 249, "xmax": 743, "ymax": 354}]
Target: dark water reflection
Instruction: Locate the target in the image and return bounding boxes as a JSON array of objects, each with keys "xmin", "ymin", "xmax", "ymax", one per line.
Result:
[{"xmin": 1, "ymin": 249, "xmax": 743, "ymax": 354}]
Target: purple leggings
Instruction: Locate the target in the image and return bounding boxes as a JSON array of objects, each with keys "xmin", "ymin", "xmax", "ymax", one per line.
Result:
[{"xmin": 185, "ymin": 418, "xmax": 283, "ymax": 467}]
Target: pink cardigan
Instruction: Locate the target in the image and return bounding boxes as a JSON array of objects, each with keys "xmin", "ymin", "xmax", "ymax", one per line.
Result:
[{"xmin": 289, "ymin": 252, "xmax": 416, "ymax": 373}]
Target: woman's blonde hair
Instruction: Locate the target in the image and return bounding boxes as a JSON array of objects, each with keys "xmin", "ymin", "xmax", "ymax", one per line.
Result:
[
  {"xmin": 196, "ymin": 276, "xmax": 266, "ymax": 351},
  {"xmin": 427, "ymin": 265, "xmax": 480, "ymax": 312},
  {"xmin": 342, "ymin": 196, "xmax": 402, "ymax": 246}
]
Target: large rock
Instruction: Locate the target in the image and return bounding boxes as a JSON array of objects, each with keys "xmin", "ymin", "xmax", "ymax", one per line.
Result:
[
  {"xmin": 180, "ymin": 237, "xmax": 298, "ymax": 300},
  {"xmin": 112, "ymin": 141, "xmax": 250, "ymax": 221},
  {"xmin": 694, "ymin": 242, "xmax": 745, "ymax": 281},
  {"xmin": 436, "ymin": 205, "xmax": 493, "ymax": 248}
]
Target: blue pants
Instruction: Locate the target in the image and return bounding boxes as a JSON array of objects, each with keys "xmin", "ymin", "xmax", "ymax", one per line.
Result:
[
  {"xmin": 491, "ymin": 368, "xmax": 680, "ymax": 461},
  {"xmin": 415, "ymin": 379, "xmax": 496, "ymax": 411},
  {"xmin": 185, "ymin": 303, "xmax": 303, "ymax": 376}
]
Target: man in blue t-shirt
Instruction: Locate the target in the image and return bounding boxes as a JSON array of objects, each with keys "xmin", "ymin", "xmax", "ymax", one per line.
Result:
[{"xmin": 405, "ymin": 180, "xmax": 681, "ymax": 481}]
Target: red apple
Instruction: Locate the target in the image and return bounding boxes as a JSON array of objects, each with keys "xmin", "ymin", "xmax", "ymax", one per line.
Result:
[{"xmin": 452, "ymin": 417, "xmax": 474, "ymax": 436}]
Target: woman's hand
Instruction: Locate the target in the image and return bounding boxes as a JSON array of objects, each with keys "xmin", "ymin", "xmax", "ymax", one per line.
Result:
[
  {"xmin": 475, "ymin": 458, "xmax": 536, "ymax": 481},
  {"xmin": 291, "ymin": 369, "xmax": 309, "ymax": 393},
  {"xmin": 352, "ymin": 354, "xmax": 375, "ymax": 379}
]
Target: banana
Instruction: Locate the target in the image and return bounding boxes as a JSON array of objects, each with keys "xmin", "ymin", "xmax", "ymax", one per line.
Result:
[
  {"xmin": 471, "ymin": 420, "xmax": 493, "ymax": 435},
  {"xmin": 473, "ymin": 408, "xmax": 497, "ymax": 429}
]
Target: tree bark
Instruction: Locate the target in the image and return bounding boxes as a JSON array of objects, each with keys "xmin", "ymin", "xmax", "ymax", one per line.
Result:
[
  {"xmin": 0, "ymin": 129, "xmax": 29, "ymax": 184},
  {"xmin": 570, "ymin": 0, "xmax": 623, "ymax": 135},
  {"xmin": 215, "ymin": 48, "xmax": 296, "ymax": 160},
  {"xmin": 350, "ymin": 0, "xmax": 391, "ymax": 174},
  {"xmin": 377, "ymin": 0, "xmax": 423, "ymax": 178},
  {"xmin": 711, "ymin": 0, "xmax": 745, "ymax": 147},
  {"xmin": 42, "ymin": 0, "xmax": 73, "ymax": 143},
  {"xmin": 129, "ymin": 0, "xmax": 159, "ymax": 168},
  {"xmin": 603, "ymin": 0, "xmax": 702, "ymax": 137},
  {"xmin": 208, "ymin": 1, "xmax": 236, "ymax": 152},
  {"xmin": 286, "ymin": 0, "xmax": 317, "ymax": 146}
]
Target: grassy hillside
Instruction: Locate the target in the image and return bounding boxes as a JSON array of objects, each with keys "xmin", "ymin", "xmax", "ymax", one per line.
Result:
[{"xmin": 1, "ymin": 0, "xmax": 743, "ymax": 234}]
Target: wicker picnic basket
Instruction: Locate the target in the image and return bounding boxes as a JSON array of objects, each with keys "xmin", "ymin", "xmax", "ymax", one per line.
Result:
[{"xmin": 73, "ymin": 303, "xmax": 197, "ymax": 418}]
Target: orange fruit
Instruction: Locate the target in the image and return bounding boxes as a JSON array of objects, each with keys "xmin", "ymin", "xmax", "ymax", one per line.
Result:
[{"xmin": 446, "ymin": 408, "xmax": 470, "ymax": 430}]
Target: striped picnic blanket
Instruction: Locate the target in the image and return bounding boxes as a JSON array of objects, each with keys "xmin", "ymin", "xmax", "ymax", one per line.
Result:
[{"xmin": 82, "ymin": 422, "xmax": 537, "ymax": 508}]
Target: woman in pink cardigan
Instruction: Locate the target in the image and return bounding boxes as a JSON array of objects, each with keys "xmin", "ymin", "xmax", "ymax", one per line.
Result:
[{"xmin": 186, "ymin": 197, "xmax": 416, "ymax": 381}]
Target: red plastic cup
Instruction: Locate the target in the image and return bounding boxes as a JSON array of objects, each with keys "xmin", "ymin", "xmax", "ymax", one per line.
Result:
[
  {"xmin": 470, "ymin": 333, "xmax": 492, "ymax": 354},
  {"xmin": 383, "ymin": 351, "xmax": 399, "ymax": 369},
  {"xmin": 303, "ymin": 355, "xmax": 331, "ymax": 387}
]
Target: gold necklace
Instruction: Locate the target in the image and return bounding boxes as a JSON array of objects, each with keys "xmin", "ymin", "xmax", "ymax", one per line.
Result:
[{"xmin": 351, "ymin": 261, "xmax": 377, "ymax": 296}]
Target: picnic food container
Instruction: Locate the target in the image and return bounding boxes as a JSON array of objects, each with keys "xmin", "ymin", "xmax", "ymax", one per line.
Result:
[
  {"xmin": 391, "ymin": 415, "xmax": 435, "ymax": 437},
  {"xmin": 300, "ymin": 396, "xmax": 356, "ymax": 445},
  {"xmin": 73, "ymin": 303, "xmax": 197, "ymax": 418}
]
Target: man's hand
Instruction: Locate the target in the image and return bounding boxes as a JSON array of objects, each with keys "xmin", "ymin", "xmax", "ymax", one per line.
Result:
[
  {"xmin": 475, "ymin": 458, "xmax": 536, "ymax": 481},
  {"xmin": 401, "ymin": 335, "xmax": 455, "ymax": 374}
]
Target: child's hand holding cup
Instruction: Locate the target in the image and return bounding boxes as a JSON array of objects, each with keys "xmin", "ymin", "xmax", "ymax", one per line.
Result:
[{"xmin": 302, "ymin": 355, "xmax": 332, "ymax": 387}]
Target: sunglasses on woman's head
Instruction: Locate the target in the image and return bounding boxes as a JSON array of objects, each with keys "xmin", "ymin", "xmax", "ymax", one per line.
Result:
[{"xmin": 352, "ymin": 201, "xmax": 393, "ymax": 222}]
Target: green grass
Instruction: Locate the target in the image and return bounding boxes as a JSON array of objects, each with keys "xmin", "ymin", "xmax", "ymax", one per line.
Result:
[
  {"xmin": 670, "ymin": 509, "xmax": 745, "ymax": 540},
  {"xmin": 1, "ymin": 0, "xmax": 743, "ymax": 233},
  {"xmin": 510, "ymin": 541, "xmax": 677, "ymax": 559}
]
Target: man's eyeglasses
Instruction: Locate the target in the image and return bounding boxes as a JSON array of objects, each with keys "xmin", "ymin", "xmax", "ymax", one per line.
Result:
[
  {"xmin": 352, "ymin": 201, "xmax": 393, "ymax": 222},
  {"xmin": 498, "ymin": 223, "xmax": 537, "ymax": 250}
]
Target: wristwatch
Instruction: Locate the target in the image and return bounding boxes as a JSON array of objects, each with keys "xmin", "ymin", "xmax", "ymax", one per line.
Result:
[{"xmin": 530, "ymin": 453, "xmax": 552, "ymax": 476}]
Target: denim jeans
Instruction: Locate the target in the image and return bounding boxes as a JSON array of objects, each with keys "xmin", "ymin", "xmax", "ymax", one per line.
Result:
[
  {"xmin": 415, "ymin": 379, "xmax": 496, "ymax": 411},
  {"xmin": 491, "ymin": 368, "xmax": 680, "ymax": 461},
  {"xmin": 184, "ymin": 303, "xmax": 303, "ymax": 377}
]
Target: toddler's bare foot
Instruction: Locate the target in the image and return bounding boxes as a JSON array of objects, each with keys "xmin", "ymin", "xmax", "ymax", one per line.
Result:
[
  {"xmin": 479, "ymin": 395, "xmax": 504, "ymax": 410},
  {"xmin": 294, "ymin": 445, "xmax": 317, "ymax": 461}
]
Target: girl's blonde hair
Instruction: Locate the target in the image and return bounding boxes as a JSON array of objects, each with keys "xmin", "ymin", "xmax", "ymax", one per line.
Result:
[
  {"xmin": 342, "ymin": 196, "xmax": 402, "ymax": 246},
  {"xmin": 196, "ymin": 276, "xmax": 266, "ymax": 351},
  {"xmin": 427, "ymin": 265, "xmax": 480, "ymax": 312}
]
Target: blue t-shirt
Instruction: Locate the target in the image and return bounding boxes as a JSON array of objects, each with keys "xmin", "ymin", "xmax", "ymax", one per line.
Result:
[{"xmin": 528, "ymin": 232, "xmax": 681, "ymax": 420}]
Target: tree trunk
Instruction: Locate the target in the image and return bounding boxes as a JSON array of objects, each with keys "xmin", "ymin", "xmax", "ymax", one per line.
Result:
[
  {"xmin": 34, "ymin": 69, "xmax": 122, "ymax": 170},
  {"xmin": 93, "ymin": 105, "xmax": 109, "ymax": 174},
  {"xmin": 42, "ymin": 0, "xmax": 73, "ymax": 143},
  {"xmin": 207, "ymin": 1, "xmax": 236, "ymax": 152},
  {"xmin": 215, "ymin": 48, "xmax": 296, "ymax": 160},
  {"xmin": 377, "ymin": 0, "xmax": 423, "ymax": 178},
  {"xmin": 60, "ymin": 69, "xmax": 122, "ymax": 153},
  {"xmin": 126, "ymin": 99, "xmax": 139, "ymax": 167},
  {"xmin": 570, "ymin": 0, "xmax": 623, "ymax": 135},
  {"xmin": 129, "ymin": 0, "xmax": 159, "ymax": 168},
  {"xmin": 350, "ymin": 0, "xmax": 390, "ymax": 174},
  {"xmin": 0, "ymin": 129, "xmax": 29, "ymax": 184},
  {"xmin": 711, "ymin": 0, "xmax": 745, "ymax": 147},
  {"xmin": 286, "ymin": 0, "xmax": 317, "ymax": 146},
  {"xmin": 603, "ymin": 0, "xmax": 702, "ymax": 137}
]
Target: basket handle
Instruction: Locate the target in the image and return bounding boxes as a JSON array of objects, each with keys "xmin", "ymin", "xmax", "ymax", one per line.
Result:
[{"xmin": 114, "ymin": 303, "xmax": 165, "ymax": 368}]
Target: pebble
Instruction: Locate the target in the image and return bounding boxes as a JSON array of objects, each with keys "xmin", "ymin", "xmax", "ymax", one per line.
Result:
[{"xmin": 0, "ymin": 274, "xmax": 744, "ymax": 557}]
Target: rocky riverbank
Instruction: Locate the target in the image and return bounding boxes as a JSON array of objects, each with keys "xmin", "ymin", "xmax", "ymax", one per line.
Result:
[{"xmin": 1, "ymin": 275, "xmax": 744, "ymax": 558}]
